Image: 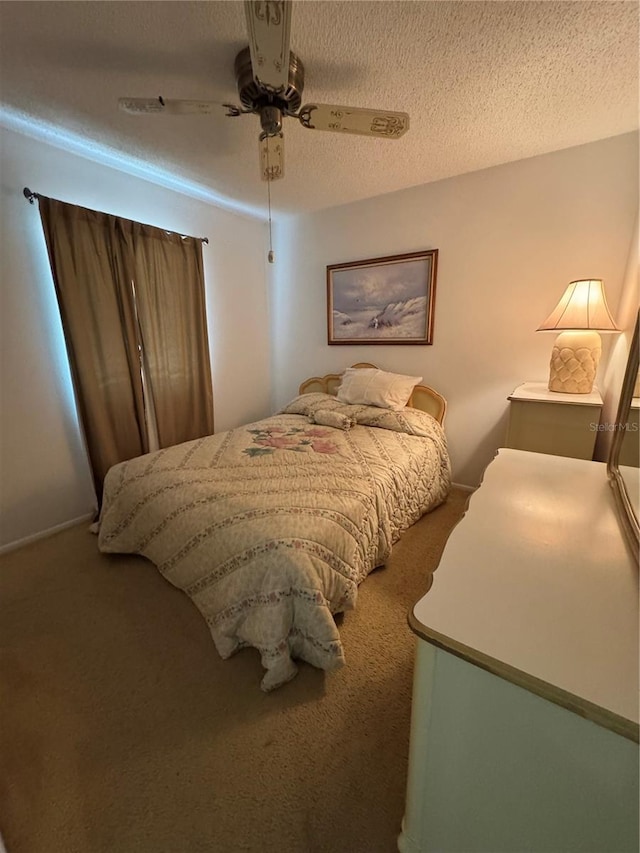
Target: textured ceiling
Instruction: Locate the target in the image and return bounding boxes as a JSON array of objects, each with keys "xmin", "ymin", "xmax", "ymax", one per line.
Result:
[{"xmin": 0, "ymin": 1, "xmax": 637, "ymax": 216}]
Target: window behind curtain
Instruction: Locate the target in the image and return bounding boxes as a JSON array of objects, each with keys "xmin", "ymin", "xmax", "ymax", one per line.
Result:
[{"xmin": 38, "ymin": 196, "xmax": 214, "ymax": 502}]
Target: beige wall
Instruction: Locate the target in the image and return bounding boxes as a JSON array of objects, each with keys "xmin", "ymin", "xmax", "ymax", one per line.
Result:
[
  {"xmin": 270, "ymin": 133, "xmax": 639, "ymax": 486},
  {"xmin": 0, "ymin": 127, "xmax": 271, "ymax": 549}
]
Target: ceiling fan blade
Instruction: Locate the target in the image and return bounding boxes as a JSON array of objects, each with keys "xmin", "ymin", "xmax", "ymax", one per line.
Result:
[
  {"xmin": 298, "ymin": 104, "xmax": 409, "ymax": 139},
  {"xmin": 244, "ymin": 0, "xmax": 292, "ymax": 92},
  {"xmin": 259, "ymin": 133, "xmax": 284, "ymax": 181},
  {"xmin": 118, "ymin": 97, "xmax": 222, "ymax": 115}
]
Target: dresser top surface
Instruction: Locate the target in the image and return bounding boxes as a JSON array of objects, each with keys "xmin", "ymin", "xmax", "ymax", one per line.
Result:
[
  {"xmin": 412, "ymin": 448, "xmax": 639, "ymax": 738},
  {"xmin": 508, "ymin": 381, "xmax": 603, "ymax": 406}
]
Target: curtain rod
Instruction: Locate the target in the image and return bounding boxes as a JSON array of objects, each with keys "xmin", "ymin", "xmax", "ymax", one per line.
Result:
[{"xmin": 22, "ymin": 187, "xmax": 209, "ymax": 244}]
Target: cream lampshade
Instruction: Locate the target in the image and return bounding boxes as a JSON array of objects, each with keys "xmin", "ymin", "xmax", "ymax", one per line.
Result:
[{"xmin": 537, "ymin": 279, "xmax": 619, "ymax": 394}]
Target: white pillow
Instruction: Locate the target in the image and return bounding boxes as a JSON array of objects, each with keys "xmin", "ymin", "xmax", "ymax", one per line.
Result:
[{"xmin": 336, "ymin": 368, "xmax": 422, "ymax": 411}]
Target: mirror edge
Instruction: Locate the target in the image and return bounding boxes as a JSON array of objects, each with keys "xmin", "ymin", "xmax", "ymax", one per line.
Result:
[{"xmin": 607, "ymin": 309, "xmax": 640, "ymax": 550}]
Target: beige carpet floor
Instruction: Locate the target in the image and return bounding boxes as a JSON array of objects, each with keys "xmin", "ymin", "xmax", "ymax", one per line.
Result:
[{"xmin": 0, "ymin": 489, "xmax": 468, "ymax": 853}]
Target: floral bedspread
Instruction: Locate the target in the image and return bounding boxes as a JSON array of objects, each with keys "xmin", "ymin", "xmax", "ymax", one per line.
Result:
[{"xmin": 97, "ymin": 393, "xmax": 450, "ymax": 690}]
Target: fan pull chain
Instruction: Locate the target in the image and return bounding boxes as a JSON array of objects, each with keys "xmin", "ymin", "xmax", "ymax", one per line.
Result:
[
  {"xmin": 267, "ymin": 172, "xmax": 274, "ymax": 264},
  {"xmin": 266, "ymin": 137, "xmax": 274, "ymax": 264},
  {"xmin": 267, "ymin": 137, "xmax": 274, "ymax": 264}
]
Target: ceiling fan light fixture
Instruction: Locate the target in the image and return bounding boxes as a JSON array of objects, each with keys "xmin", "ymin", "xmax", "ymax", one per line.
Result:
[{"xmin": 259, "ymin": 105, "xmax": 284, "ymax": 136}]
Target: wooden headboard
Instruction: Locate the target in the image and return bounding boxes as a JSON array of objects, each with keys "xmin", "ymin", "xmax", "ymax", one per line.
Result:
[{"xmin": 298, "ymin": 362, "xmax": 447, "ymax": 425}]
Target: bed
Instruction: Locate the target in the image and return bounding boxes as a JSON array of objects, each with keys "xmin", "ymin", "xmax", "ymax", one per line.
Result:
[{"xmin": 97, "ymin": 363, "xmax": 451, "ymax": 690}]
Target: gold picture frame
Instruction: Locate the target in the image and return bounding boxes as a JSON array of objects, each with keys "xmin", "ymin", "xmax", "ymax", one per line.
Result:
[{"xmin": 327, "ymin": 249, "xmax": 438, "ymax": 345}]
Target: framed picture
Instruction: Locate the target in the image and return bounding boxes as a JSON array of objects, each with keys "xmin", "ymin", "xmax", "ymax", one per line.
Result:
[{"xmin": 327, "ymin": 249, "xmax": 438, "ymax": 345}]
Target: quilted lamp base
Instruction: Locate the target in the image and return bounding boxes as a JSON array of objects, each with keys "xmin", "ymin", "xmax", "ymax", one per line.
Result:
[{"xmin": 547, "ymin": 330, "xmax": 601, "ymax": 394}]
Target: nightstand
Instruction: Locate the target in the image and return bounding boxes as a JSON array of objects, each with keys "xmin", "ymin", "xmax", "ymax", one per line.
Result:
[{"xmin": 505, "ymin": 381, "xmax": 603, "ymax": 459}]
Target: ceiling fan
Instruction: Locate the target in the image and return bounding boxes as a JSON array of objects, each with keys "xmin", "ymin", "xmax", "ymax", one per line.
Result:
[{"xmin": 118, "ymin": 0, "xmax": 410, "ymax": 184}]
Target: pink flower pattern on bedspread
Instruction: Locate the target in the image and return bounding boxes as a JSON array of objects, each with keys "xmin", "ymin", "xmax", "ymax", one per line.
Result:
[
  {"xmin": 97, "ymin": 394, "xmax": 450, "ymax": 691},
  {"xmin": 244, "ymin": 425, "xmax": 339, "ymax": 456}
]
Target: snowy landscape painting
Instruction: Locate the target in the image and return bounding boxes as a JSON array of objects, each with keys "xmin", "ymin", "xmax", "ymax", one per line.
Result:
[{"xmin": 327, "ymin": 250, "xmax": 438, "ymax": 345}]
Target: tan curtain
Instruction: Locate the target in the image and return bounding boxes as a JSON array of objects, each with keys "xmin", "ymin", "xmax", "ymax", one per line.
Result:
[
  {"xmin": 38, "ymin": 197, "xmax": 214, "ymax": 501},
  {"xmin": 129, "ymin": 223, "xmax": 214, "ymax": 449},
  {"xmin": 38, "ymin": 197, "xmax": 148, "ymax": 498}
]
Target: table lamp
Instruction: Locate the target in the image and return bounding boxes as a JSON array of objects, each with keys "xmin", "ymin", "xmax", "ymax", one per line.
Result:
[{"xmin": 537, "ymin": 279, "xmax": 619, "ymax": 394}]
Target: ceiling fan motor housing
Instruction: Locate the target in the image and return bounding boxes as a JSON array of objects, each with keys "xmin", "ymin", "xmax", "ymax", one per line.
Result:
[{"xmin": 234, "ymin": 46, "xmax": 305, "ymax": 119}]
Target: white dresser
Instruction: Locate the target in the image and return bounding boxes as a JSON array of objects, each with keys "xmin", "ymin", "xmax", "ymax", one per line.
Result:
[{"xmin": 398, "ymin": 448, "xmax": 639, "ymax": 853}]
